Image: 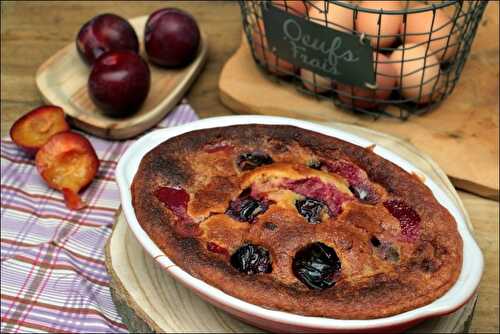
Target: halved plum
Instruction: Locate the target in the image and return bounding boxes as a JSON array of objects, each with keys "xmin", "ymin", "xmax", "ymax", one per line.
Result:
[
  {"xmin": 35, "ymin": 132, "xmax": 99, "ymax": 210},
  {"xmin": 295, "ymin": 197, "xmax": 327, "ymax": 224},
  {"xmin": 231, "ymin": 244, "xmax": 272, "ymax": 274},
  {"xmin": 226, "ymin": 189, "xmax": 269, "ymax": 223},
  {"xmin": 293, "ymin": 242, "xmax": 341, "ymax": 290},
  {"xmin": 321, "ymin": 160, "xmax": 380, "ymax": 204},
  {"xmin": 154, "ymin": 186, "xmax": 201, "ymax": 237},
  {"xmin": 10, "ymin": 106, "xmax": 70, "ymax": 155},
  {"xmin": 383, "ymin": 199, "xmax": 421, "ymax": 241}
]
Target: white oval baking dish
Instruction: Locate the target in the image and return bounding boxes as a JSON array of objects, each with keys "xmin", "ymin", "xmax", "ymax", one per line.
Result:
[{"xmin": 116, "ymin": 115, "xmax": 483, "ymax": 333}]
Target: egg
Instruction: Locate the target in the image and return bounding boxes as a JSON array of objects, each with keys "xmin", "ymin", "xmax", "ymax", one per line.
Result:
[
  {"xmin": 301, "ymin": 1, "xmax": 354, "ymax": 93},
  {"xmin": 389, "ymin": 43, "xmax": 440, "ymax": 103},
  {"xmin": 251, "ymin": 20, "xmax": 295, "ymax": 76},
  {"xmin": 355, "ymin": 1, "xmax": 403, "ymax": 48},
  {"xmin": 308, "ymin": 0, "xmax": 354, "ymax": 33},
  {"xmin": 401, "ymin": 8, "xmax": 458, "ymax": 61},
  {"xmin": 272, "ymin": 0, "xmax": 308, "ymax": 16},
  {"xmin": 336, "ymin": 52, "xmax": 397, "ymax": 109},
  {"xmin": 300, "ymin": 68, "xmax": 332, "ymax": 93}
]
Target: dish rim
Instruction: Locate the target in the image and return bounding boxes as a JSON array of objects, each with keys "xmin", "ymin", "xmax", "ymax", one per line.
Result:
[{"xmin": 116, "ymin": 115, "xmax": 483, "ymax": 330}]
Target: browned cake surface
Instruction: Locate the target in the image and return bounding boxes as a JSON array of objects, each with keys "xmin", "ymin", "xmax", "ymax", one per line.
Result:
[{"xmin": 131, "ymin": 125, "xmax": 462, "ymax": 319}]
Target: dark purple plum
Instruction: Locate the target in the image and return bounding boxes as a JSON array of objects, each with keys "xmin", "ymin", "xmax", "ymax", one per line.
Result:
[
  {"xmin": 76, "ymin": 13, "xmax": 139, "ymax": 65},
  {"xmin": 230, "ymin": 244, "xmax": 272, "ymax": 274},
  {"xmin": 88, "ymin": 51, "xmax": 150, "ymax": 117},
  {"xmin": 236, "ymin": 151, "xmax": 273, "ymax": 171},
  {"xmin": 145, "ymin": 8, "xmax": 200, "ymax": 67},
  {"xmin": 293, "ymin": 242, "xmax": 341, "ymax": 290},
  {"xmin": 226, "ymin": 190, "xmax": 268, "ymax": 222},
  {"xmin": 295, "ymin": 197, "xmax": 327, "ymax": 224}
]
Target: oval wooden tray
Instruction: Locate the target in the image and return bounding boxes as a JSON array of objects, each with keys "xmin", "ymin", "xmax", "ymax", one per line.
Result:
[
  {"xmin": 36, "ymin": 15, "xmax": 207, "ymax": 140},
  {"xmin": 105, "ymin": 122, "xmax": 478, "ymax": 333}
]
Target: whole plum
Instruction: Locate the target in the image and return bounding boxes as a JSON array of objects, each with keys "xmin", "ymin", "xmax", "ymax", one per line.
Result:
[
  {"xmin": 88, "ymin": 51, "xmax": 150, "ymax": 117},
  {"xmin": 76, "ymin": 13, "xmax": 139, "ymax": 65},
  {"xmin": 145, "ymin": 8, "xmax": 200, "ymax": 67}
]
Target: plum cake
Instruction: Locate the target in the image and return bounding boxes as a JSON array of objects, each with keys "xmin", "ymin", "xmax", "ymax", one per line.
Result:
[{"xmin": 131, "ymin": 124, "xmax": 462, "ymax": 319}]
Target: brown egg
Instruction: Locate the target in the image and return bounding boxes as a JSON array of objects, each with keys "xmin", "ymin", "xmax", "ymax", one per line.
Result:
[
  {"xmin": 401, "ymin": 8, "xmax": 458, "ymax": 61},
  {"xmin": 272, "ymin": 0, "xmax": 308, "ymax": 16},
  {"xmin": 300, "ymin": 1, "xmax": 354, "ymax": 93},
  {"xmin": 308, "ymin": 0, "xmax": 354, "ymax": 33},
  {"xmin": 251, "ymin": 20, "xmax": 295, "ymax": 76},
  {"xmin": 390, "ymin": 43, "xmax": 441, "ymax": 103},
  {"xmin": 337, "ymin": 52, "xmax": 397, "ymax": 109},
  {"xmin": 300, "ymin": 68, "xmax": 332, "ymax": 93},
  {"xmin": 355, "ymin": 1, "xmax": 403, "ymax": 48}
]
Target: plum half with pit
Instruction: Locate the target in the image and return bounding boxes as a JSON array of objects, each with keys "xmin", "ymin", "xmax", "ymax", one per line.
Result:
[
  {"xmin": 10, "ymin": 105, "xmax": 69, "ymax": 155},
  {"xmin": 76, "ymin": 13, "xmax": 139, "ymax": 65},
  {"xmin": 88, "ymin": 50, "xmax": 150, "ymax": 117},
  {"xmin": 145, "ymin": 8, "xmax": 200, "ymax": 67}
]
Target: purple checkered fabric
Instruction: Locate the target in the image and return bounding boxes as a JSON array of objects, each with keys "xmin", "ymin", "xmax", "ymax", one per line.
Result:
[{"xmin": 1, "ymin": 103, "xmax": 198, "ymax": 333}]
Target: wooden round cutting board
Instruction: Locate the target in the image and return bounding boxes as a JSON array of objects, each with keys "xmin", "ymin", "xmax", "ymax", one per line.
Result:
[
  {"xmin": 36, "ymin": 15, "xmax": 208, "ymax": 140},
  {"xmin": 105, "ymin": 122, "xmax": 478, "ymax": 333}
]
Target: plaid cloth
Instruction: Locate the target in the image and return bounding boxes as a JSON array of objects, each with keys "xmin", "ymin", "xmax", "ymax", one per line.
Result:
[{"xmin": 1, "ymin": 103, "xmax": 198, "ymax": 333}]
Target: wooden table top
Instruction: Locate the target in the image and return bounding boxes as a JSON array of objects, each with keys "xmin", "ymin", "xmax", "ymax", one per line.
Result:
[{"xmin": 1, "ymin": 2, "xmax": 498, "ymax": 333}]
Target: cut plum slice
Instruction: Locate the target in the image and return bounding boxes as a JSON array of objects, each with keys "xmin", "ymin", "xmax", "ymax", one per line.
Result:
[
  {"xmin": 285, "ymin": 177, "xmax": 352, "ymax": 217},
  {"xmin": 383, "ymin": 199, "xmax": 421, "ymax": 241},
  {"xmin": 207, "ymin": 242, "xmax": 229, "ymax": 256},
  {"xmin": 321, "ymin": 160, "xmax": 379, "ymax": 204},
  {"xmin": 35, "ymin": 132, "xmax": 99, "ymax": 210},
  {"xmin": 10, "ymin": 106, "xmax": 70, "ymax": 155},
  {"xmin": 155, "ymin": 186, "xmax": 189, "ymax": 217},
  {"xmin": 155, "ymin": 186, "xmax": 200, "ymax": 237}
]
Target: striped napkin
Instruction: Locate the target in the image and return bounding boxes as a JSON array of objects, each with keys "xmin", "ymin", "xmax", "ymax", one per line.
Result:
[{"xmin": 0, "ymin": 103, "xmax": 198, "ymax": 333}]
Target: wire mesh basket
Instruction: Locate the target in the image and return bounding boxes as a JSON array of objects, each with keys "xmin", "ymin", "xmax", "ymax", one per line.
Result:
[{"xmin": 239, "ymin": 0, "xmax": 488, "ymax": 119}]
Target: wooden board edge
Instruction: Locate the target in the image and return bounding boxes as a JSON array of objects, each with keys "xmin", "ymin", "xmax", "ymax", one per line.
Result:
[
  {"xmin": 449, "ymin": 177, "xmax": 499, "ymax": 202},
  {"xmin": 104, "ymin": 211, "xmax": 163, "ymax": 333},
  {"xmin": 108, "ymin": 280, "xmax": 154, "ymax": 333},
  {"xmin": 461, "ymin": 296, "xmax": 479, "ymax": 334}
]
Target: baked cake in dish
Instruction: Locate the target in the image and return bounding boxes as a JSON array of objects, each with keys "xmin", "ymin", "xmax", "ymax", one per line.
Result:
[{"xmin": 131, "ymin": 124, "xmax": 462, "ymax": 319}]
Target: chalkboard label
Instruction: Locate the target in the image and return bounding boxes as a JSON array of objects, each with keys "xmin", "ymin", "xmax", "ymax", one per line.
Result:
[{"xmin": 261, "ymin": 2, "xmax": 375, "ymax": 87}]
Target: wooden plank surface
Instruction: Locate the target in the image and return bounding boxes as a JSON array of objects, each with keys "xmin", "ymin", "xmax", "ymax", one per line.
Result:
[{"xmin": 1, "ymin": 2, "xmax": 498, "ymax": 333}]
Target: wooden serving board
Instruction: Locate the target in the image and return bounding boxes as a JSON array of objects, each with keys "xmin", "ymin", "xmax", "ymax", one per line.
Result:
[
  {"xmin": 218, "ymin": 3, "xmax": 499, "ymax": 201},
  {"xmin": 36, "ymin": 15, "xmax": 207, "ymax": 140},
  {"xmin": 105, "ymin": 122, "xmax": 478, "ymax": 333}
]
